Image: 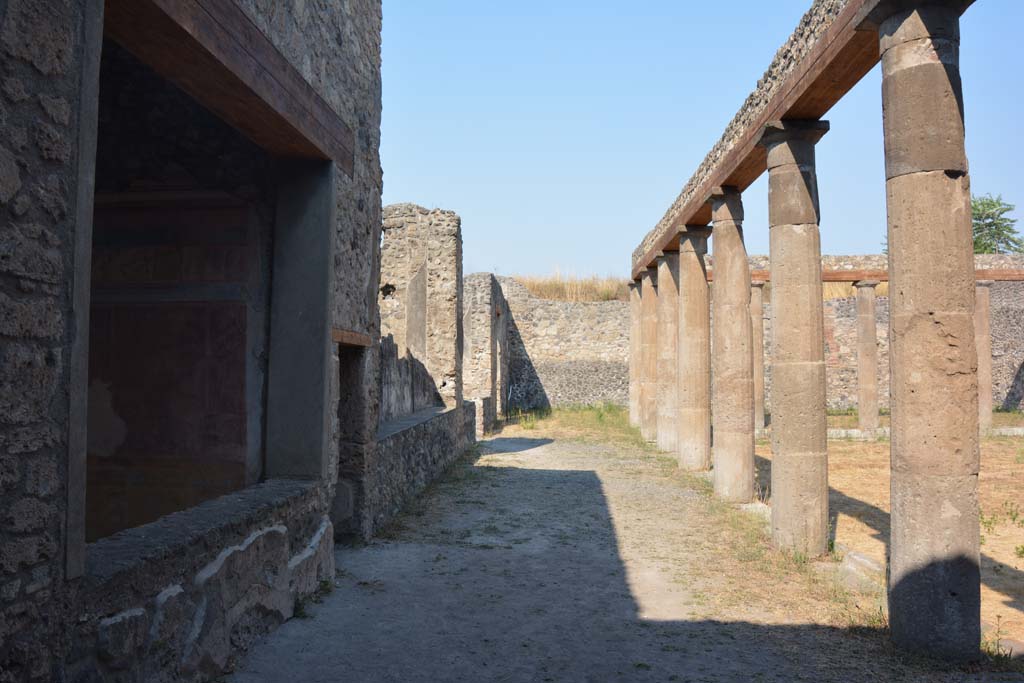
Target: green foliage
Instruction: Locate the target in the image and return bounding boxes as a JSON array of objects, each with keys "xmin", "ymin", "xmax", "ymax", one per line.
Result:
[{"xmin": 973, "ymin": 194, "xmax": 1023, "ymax": 254}]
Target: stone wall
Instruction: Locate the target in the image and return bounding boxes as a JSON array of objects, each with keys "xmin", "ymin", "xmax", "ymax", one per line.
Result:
[
  {"xmin": 498, "ymin": 255, "xmax": 1024, "ymax": 414},
  {"xmin": 379, "ymin": 204, "xmax": 463, "ymax": 416},
  {"xmin": 65, "ymin": 482, "xmax": 334, "ymax": 682},
  {"xmin": 499, "ymin": 277, "xmax": 629, "ymax": 410},
  {"xmin": 359, "ymin": 403, "xmax": 475, "ymax": 538},
  {"xmin": 0, "ymin": 1, "xmax": 384, "ymax": 680},
  {"xmin": 463, "ymin": 273, "xmax": 509, "ymax": 434}
]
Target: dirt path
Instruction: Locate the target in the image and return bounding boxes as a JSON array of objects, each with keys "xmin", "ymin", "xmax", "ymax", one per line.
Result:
[{"xmin": 228, "ymin": 432, "xmax": 1014, "ymax": 682}]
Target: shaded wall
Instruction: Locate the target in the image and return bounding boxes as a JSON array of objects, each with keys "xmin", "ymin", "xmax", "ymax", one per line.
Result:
[{"xmin": 0, "ymin": 1, "xmax": 384, "ymax": 680}]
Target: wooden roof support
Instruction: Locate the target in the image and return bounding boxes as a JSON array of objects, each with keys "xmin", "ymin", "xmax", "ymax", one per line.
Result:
[
  {"xmin": 631, "ymin": 0, "xmax": 973, "ymax": 278},
  {"xmin": 104, "ymin": 0, "xmax": 356, "ymax": 176}
]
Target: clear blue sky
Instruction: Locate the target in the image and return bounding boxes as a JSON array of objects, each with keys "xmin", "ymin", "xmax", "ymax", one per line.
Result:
[{"xmin": 381, "ymin": 1, "xmax": 1022, "ymax": 278}]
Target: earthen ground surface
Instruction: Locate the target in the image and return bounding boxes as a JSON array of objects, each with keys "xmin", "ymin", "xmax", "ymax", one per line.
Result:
[
  {"xmin": 229, "ymin": 413, "xmax": 1015, "ymax": 681},
  {"xmin": 756, "ymin": 436, "xmax": 1024, "ymax": 646}
]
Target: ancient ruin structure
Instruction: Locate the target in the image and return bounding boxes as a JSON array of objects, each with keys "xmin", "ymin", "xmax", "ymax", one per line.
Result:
[
  {"xmin": 463, "ymin": 273, "xmax": 510, "ymax": 436},
  {"xmin": 0, "ymin": 1, "xmax": 393, "ymax": 679},
  {"xmin": 628, "ymin": 0, "xmax": 986, "ymax": 661}
]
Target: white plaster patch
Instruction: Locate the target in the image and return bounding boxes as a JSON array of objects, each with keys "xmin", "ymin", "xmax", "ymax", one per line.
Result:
[
  {"xmin": 288, "ymin": 516, "xmax": 330, "ymax": 571},
  {"xmin": 194, "ymin": 525, "xmax": 287, "ymax": 587},
  {"xmin": 99, "ymin": 606, "xmax": 146, "ymax": 628}
]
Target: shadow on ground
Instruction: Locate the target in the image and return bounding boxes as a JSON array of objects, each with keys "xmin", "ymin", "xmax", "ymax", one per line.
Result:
[{"xmin": 229, "ymin": 439, "xmax": 1008, "ymax": 683}]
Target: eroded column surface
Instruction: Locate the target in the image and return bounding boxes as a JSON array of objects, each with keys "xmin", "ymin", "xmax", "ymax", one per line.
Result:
[
  {"xmin": 657, "ymin": 252, "xmax": 681, "ymax": 452},
  {"xmin": 629, "ymin": 280, "xmax": 642, "ymax": 427},
  {"xmin": 750, "ymin": 281, "xmax": 767, "ymax": 432},
  {"xmin": 639, "ymin": 268, "xmax": 659, "ymax": 442},
  {"xmin": 855, "ymin": 280, "xmax": 880, "ymax": 434},
  {"xmin": 677, "ymin": 229, "xmax": 711, "ymax": 470},
  {"xmin": 875, "ymin": 0, "xmax": 980, "ymax": 661},
  {"xmin": 975, "ymin": 280, "xmax": 993, "ymax": 433},
  {"xmin": 759, "ymin": 120, "xmax": 829, "ymax": 555},
  {"xmin": 710, "ymin": 187, "xmax": 754, "ymax": 502}
]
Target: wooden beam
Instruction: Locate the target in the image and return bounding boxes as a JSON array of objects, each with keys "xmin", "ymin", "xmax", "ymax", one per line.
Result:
[
  {"xmin": 104, "ymin": 0, "xmax": 355, "ymax": 176},
  {"xmin": 332, "ymin": 328, "xmax": 373, "ymax": 348},
  {"xmin": 704, "ymin": 269, "xmax": 1024, "ymax": 283},
  {"xmin": 631, "ymin": 0, "xmax": 973, "ymax": 278}
]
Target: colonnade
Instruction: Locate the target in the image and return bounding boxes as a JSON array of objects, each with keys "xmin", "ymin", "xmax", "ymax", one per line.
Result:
[{"xmin": 627, "ymin": 1, "xmax": 984, "ymax": 661}]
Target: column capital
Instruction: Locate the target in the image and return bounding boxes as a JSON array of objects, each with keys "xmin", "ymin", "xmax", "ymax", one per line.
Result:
[
  {"xmin": 757, "ymin": 119, "xmax": 829, "ymax": 148},
  {"xmin": 857, "ymin": 0, "xmax": 973, "ymax": 30},
  {"xmin": 681, "ymin": 224, "xmax": 712, "ymax": 236},
  {"xmin": 975, "ymin": 279, "xmax": 995, "ymax": 288},
  {"xmin": 854, "ymin": 279, "xmax": 881, "ymax": 289},
  {"xmin": 751, "ymin": 280, "xmax": 767, "ymax": 289},
  {"xmin": 706, "ymin": 186, "xmax": 743, "ymax": 224}
]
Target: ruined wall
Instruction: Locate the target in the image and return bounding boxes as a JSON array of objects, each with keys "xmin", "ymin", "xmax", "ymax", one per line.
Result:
[
  {"xmin": 500, "ymin": 277, "xmax": 629, "ymax": 410},
  {"xmin": 463, "ymin": 273, "xmax": 509, "ymax": 435},
  {"xmin": 500, "ymin": 255, "xmax": 1024, "ymax": 414},
  {"xmin": 378, "ymin": 204, "xmax": 463, "ymax": 417},
  {"xmin": 0, "ymin": 0, "xmax": 383, "ymax": 680},
  {"xmin": 359, "ymin": 402, "xmax": 475, "ymax": 538}
]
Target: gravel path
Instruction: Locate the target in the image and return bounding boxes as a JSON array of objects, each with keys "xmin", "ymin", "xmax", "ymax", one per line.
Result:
[{"xmin": 228, "ymin": 435, "xmax": 1017, "ymax": 683}]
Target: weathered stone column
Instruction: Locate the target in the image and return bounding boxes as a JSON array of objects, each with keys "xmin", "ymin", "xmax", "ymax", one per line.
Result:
[
  {"xmin": 975, "ymin": 280, "xmax": 994, "ymax": 432},
  {"xmin": 677, "ymin": 228, "xmax": 711, "ymax": 470},
  {"xmin": 758, "ymin": 119, "xmax": 829, "ymax": 555},
  {"xmin": 872, "ymin": 0, "xmax": 980, "ymax": 661},
  {"xmin": 639, "ymin": 267, "xmax": 659, "ymax": 442},
  {"xmin": 629, "ymin": 280, "xmax": 642, "ymax": 427},
  {"xmin": 657, "ymin": 252, "xmax": 681, "ymax": 452},
  {"xmin": 855, "ymin": 280, "xmax": 880, "ymax": 434},
  {"xmin": 710, "ymin": 187, "xmax": 754, "ymax": 502},
  {"xmin": 750, "ymin": 281, "xmax": 767, "ymax": 432}
]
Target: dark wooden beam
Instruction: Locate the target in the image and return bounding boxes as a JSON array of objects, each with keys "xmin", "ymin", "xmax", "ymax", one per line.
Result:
[
  {"xmin": 332, "ymin": 328, "xmax": 373, "ymax": 348},
  {"xmin": 631, "ymin": 0, "xmax": 972, "ymax": 278},
  {"xmin": 104, "ymin": 0, "xmax": 355, "ymax": 176}
]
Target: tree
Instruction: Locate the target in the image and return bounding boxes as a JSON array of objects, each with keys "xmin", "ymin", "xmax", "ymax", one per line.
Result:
[{"xmin": 972, "ymin": 193, "xmax": 1023, "ymax": 254}]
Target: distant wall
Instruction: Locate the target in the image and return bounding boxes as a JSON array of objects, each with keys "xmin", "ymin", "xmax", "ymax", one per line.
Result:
[
  {"xmin": 499, "ymin": 277, "xmax": 629, "ymax": 410},
  {"xmin": 499, "ymin": 254, "xmax": 1024, "ymax": 413}
]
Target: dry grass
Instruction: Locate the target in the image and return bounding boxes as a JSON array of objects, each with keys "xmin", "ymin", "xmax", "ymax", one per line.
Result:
[
  {"xmin": 758, "ymin": 435, "xmax": 1024, "ymax": 647},
  {"xmin": 514, "ymin": 271, "xmax": 629, "ymax": 302}
]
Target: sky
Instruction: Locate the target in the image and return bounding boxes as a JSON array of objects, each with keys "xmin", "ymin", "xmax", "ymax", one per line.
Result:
[{"xmin": 380, "ymin": 1, "xmax": 1023, "ymax": 278}]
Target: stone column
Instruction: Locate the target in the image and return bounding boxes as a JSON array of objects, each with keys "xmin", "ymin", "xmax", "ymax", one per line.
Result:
[
  {"xmin": 657, "ymin": 252, "xmax": 681, "ymax": 452},
  {"xmin": 629, "ymin": 280, "xmax": 642, "ymax": 427},
  {"xmin": 758, "ymin": 119, "xmax": 829, "ymax": 555},
  {"xmin": 873, "ymin": 0, "xmax": 980, "ymax": 661},
  {"xmin": 677, "ymin": 228, "xmax": 711, "ymax": 471},
  {"xmin": 709, "ymin": 187, "xmax": 754, "ymax": 502},
  {"xmin": 639, "ymin": 267, "xmax": 659, "ymax": 442},
  {"xmin": 975, "ymin": 280, "xmax": 994, "ymax": 432},
  {"xmin": 855, "ymin": 280, "xmax": 880, "ymax": 434},
  {"xmin": 750, "ymin": 281, "xmax": 767, "ymax": 432}
]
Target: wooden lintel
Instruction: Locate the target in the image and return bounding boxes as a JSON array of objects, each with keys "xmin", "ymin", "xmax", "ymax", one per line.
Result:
[
  {"xmin": 104, "ymin": 0, "xmax": 355, "ymax": 177},
  {"xmin": 631, "ymin": 0, "xmax": 972, "ymax": 279},
  {"xmin": 332, "ymin": 328, "xmax": 373, "ymax": 348},
  {"xmin": 704, "ymin": 269, "xmax": 1024, "ymax": 284}
]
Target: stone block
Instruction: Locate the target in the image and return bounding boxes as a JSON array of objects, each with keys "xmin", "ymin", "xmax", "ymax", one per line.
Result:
[
  {"xmin": 881, "ymin": 58, "xmax": 966, "ymax": 178},
  {"xmin": 885, "ymin": 171, "xmax": 973, "ymax": 313}
]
